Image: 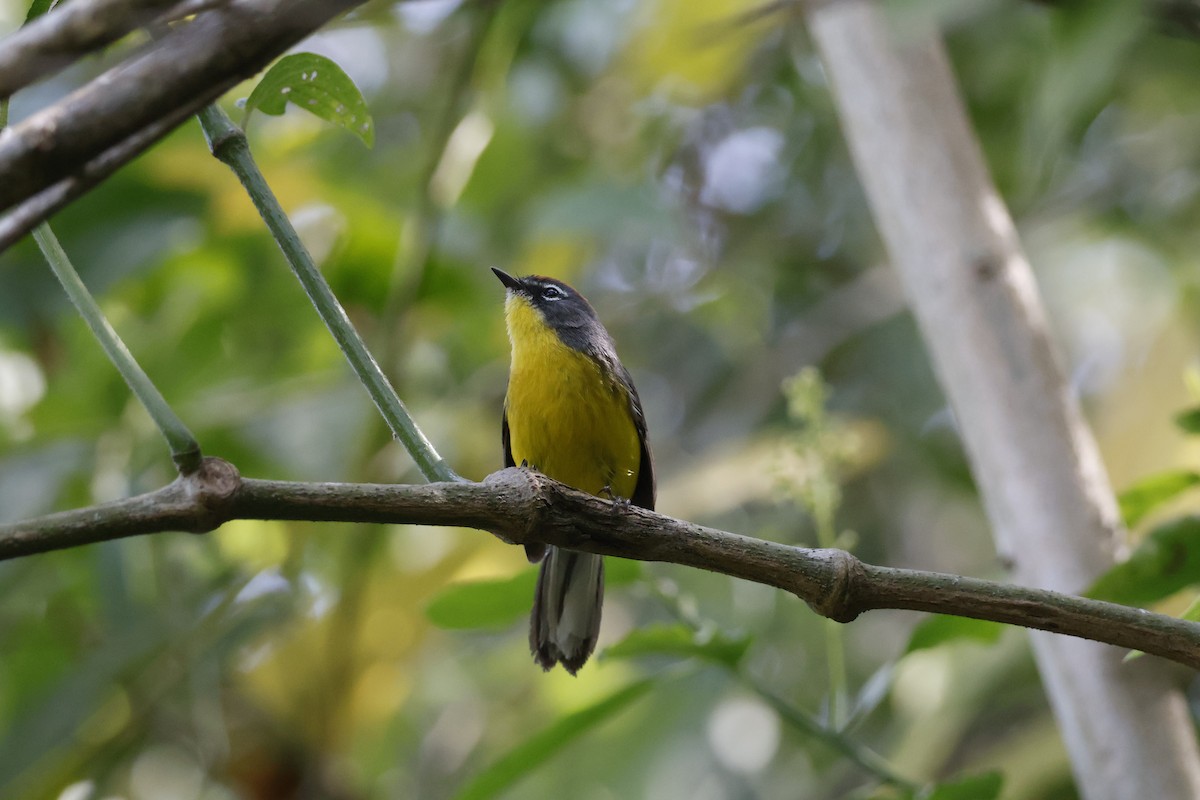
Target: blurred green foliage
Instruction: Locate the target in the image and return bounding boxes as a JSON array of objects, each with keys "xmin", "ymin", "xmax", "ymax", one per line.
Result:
[{"xmin": 3, "ymin": 0, "xmax": 1200, "ymax": 798}]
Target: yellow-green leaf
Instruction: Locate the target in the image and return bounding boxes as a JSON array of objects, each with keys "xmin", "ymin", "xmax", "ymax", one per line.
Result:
[
  {"xmin": 905, "ymin": 615, "xmax": 1003, "ymax": 654},
  {"xmin": 1118, "ymin": 469, "xmax": 1200, "ymax": 527},
  {"xmin": 425, "ymin": 571, "xmax": 536, "ymax": 630},
  {"xmin": 603, "ymin": 623, "xmax": 750, "ymax": 668}
]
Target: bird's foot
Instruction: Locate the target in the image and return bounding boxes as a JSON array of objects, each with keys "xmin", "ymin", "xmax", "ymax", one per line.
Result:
[{"xmin": 600, "ymin": 484, "xmax": 630, "ymax": 512}]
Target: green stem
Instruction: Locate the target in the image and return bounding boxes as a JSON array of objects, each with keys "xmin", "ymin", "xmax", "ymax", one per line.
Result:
[
  {"xmin": 648, "ymin": 580, "xmax": 909, "ymax": 790},
  {"xmin": 32, "ymin": 224, "xmax": 202, "ymax": 473},
  {"xmin": 2, "ymin": 78, "xmax": 200, "ymax": 473},
  {"xmin": 2, "ymin": 82, "xmax": 199, "ymax": 472},
  {"xmin": 815, "ymin": 502, "xmax": 849, "ymax": 730},
  {"xmin": 195, "ymin": 104, "xmax": 458, "ymax": 484},
  {"xmin": 749, "ymin": 683, "xmax": 918, "ymax": 792}
]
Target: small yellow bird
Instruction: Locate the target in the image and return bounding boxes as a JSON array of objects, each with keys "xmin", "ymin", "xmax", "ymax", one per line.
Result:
[{"xmin": 493, "ymin": 268, "xmax": 655, "ymax": 674}]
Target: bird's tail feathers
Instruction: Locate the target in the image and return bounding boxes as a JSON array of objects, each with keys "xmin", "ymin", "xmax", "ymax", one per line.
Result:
[{"xmin": 529, "ymin": 547, "xmax": 604, "ymax": 674}]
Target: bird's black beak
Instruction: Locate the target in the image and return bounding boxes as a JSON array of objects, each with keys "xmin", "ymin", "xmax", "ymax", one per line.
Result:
[{"xmin": 492, "ymin": 268, "xmax": 521, "ymax": 292}]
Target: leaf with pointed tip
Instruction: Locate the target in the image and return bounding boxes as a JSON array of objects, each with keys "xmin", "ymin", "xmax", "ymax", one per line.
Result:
[
  {"xmin": 243, "ymin": 53, "xmax": 374, "ymax": 147},
  {"xmin": 24, "ymin": 0, "xmax": 56, "ymax": 23}
]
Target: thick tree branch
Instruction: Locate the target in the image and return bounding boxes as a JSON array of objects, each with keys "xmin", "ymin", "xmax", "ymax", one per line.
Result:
[
  {"xmin": 3, "ymin": 458, "xmax": 1198, "ymax": 670},
  {"xmin": 0, "ymin": 0, "xmax": 178, "ymax": 100},
  {"xmin": 0, "ymin": 0, "xmax": 365, "ymax": 238},
  {"xmin": 0, "ymin": 104, "xmax": 196, "ymax": 253}
]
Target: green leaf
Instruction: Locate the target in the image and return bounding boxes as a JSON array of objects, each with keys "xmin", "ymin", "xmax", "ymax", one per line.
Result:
[
  {"xmin": 605, "ymin": 556, "xmax": 643, "ymax": 587},
  {"xmin": 1088, "ymin": 516, "xmax": 1200, "ymax": 606},
  {"xmin": 920, "ymin": 772, "xmax": 1003, "ymax": 800},
  {"xmin": 453, "ymin": 679, "xmax": 655, "ymax": 800},
  {"xmin": 24, "ymin": 0, "xmax": 56, "ymax": 24},
  {"xmin": 603, "ymin": 623, "xmax": 750, "ymax": 668},
  {"xmin": 1181, "ymin": 594, "xmax": 1200, "ymax": 622},
  {"xmin": 243, "ymin": 53, "xmax": 375, "ymax": 147},
  {"xmin": 1175, "ymin": 407, "xmax": 1200, "ymax": 434},
  {"xmin": 905, "ymin": 615, "xmax": 1003, "ymax": 654},
  {"xmin": 1118, "ymin": 470, "xmax": 1200, "ymax": 527},
  {"xmin": 425, "ymin": 571, "xmax": 536, "ymax": 630}
]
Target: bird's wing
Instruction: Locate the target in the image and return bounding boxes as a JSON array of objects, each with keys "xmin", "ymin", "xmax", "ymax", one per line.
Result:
[
  {"xmin": 504, "ymin": 404, "xmax": 547, "ymax": 563},
  {"xmin": 502, "ymin": 405, "xmax": 516, "ymax": 469},
  {"xmin": 621, "ymin": 365, "xmax": 656, "ymax": 512}
]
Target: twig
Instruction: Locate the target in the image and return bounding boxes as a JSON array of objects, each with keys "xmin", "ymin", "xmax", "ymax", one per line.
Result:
[
  {"xmin": 196, "ymin": 105, "xmax": 460, "ymax": 483},
  {"xmin": 0, "ymin": 101, "xmax": 193, "ymax": 254},
  {"xmin": 32, "ymin": 224, "xmax": 202, "ymax": 472},
  {"xmin": 650, "ymin": 580, "xmax": 915, "ymax": 790},
  {"xmin": 751, "ymin": 685, "xmax": 914, "ymax": 790},
  {"xmin": 0, "ymin": 0, "xmax": 366, "ymax": 220},
  {"xmin": 2, "ymin": 460, "xmax": 1199, "ymax": 671},
  {"xmin": 0, "ymin": 0, "xmax": 178, "ymax": 99}
]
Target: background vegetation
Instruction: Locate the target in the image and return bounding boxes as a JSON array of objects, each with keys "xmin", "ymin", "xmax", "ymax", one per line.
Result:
[{"xmin": 2, "ymin": 0, "xmax": 1199, "ymax": 798}]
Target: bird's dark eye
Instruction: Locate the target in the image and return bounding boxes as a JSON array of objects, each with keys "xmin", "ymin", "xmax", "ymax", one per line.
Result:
[{"xmin": 541, "ymin": 285, "xmax": 565, "ymax": 301}]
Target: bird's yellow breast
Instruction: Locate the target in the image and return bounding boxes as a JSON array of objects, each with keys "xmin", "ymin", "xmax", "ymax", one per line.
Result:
[{"xmin": 504, "ymin": 296, "xmax": 640, "ymax": 499}]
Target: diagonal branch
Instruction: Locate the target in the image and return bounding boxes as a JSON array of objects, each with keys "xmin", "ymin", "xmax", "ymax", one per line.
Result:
[
  {"xmin": 197, "ymin": 105, "xmax": 459, "ymax": 483},
  {"xmin": 0, "ymin": 0, "xmax": 178, "ymax": 100},
  {"xmin": 0, "ymin": 101, "xmax": 196, "ymax": 253},
  {"xmin": 3, "ymin": 458, "xmax": 1199, "ymax": 670},
  {"xmin": 0, "ymin": 0, "xmax": 366, "ymax": 235}
]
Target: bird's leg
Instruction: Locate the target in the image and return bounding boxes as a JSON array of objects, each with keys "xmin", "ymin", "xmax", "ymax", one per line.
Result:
[{"xmin": 600, "ymin": 484, "xmax": 630, "ymax": 511}]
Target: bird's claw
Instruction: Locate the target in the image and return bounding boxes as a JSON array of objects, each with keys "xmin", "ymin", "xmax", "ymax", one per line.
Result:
[{"xmin": 600, "ymin": 484, "xmax": 630, "ymax": 511}]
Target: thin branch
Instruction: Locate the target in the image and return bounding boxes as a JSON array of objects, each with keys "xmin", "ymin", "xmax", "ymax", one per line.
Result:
[
  {"xmin": 751, "ymin": 685, "xmax": 913, "ymax": 789},
  {"xmin": 196, "ymin": 105, "xmax": 460, "ymax": 484},
  {"xmin": 32, "ymin": 224, "xmax": 202, "ymax": 473},
  {"xmin": 0, "ymin": 0, "xmax": 178, "ymax": 99},
  {"xmin": 650, "ymin": 581, "xmax": 915, "ymax": 790},
  {"xmin": 0, "ymin": 101, "xmax": 194, "ymax": 253},
  {"xmin": 0, "ymin": 0, "xmax": 366, "ymax": 226},
  {"xmin": 3, "ymin": 459, "xmax": 1199, "ymax": 671}
]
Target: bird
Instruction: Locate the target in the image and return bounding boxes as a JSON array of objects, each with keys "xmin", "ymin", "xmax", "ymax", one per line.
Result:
[{"xmin": 493, "ymin": 267, "xmax": 655, "ymax": 674}]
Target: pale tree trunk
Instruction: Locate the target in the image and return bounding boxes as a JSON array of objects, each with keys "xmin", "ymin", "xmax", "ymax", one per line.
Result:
[{"xmin": 804, "ymin": 2, "xmax": 1200, "ymax": 797}]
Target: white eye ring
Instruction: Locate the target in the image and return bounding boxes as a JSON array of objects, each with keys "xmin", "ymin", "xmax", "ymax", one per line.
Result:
[{"xmin": 542, "ymin": 285, "xmax": 565, "ymax": 301}]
